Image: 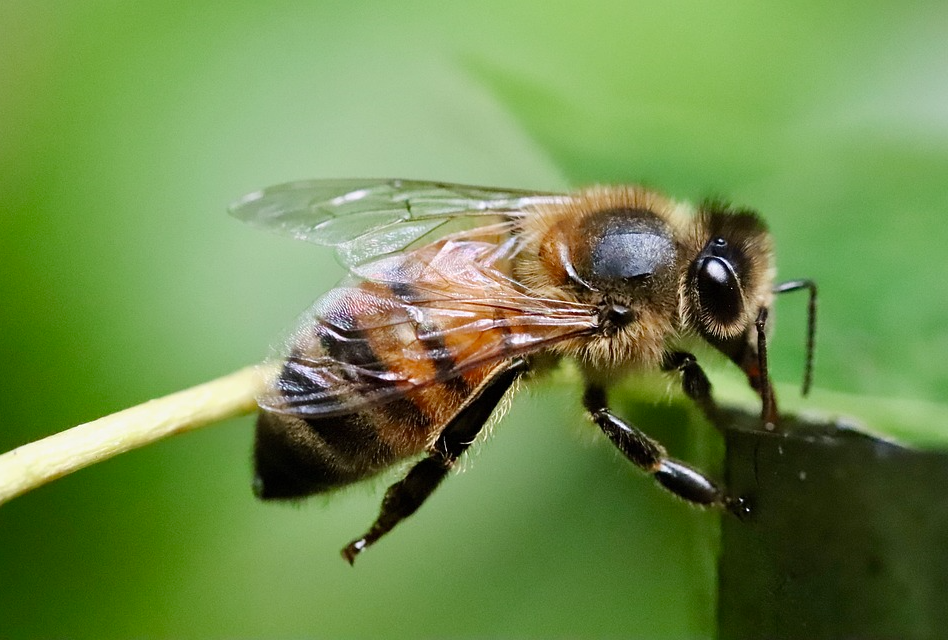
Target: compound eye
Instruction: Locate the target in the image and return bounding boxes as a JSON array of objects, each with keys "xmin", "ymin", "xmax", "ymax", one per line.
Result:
[{"xmin": 695, "ymin": 255, "xmax": 742, "ymax": 325}]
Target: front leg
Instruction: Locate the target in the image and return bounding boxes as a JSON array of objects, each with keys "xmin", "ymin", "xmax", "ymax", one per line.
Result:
[
  {"xmin": 661, "ymin": 351, "xmax": 722, "ymax": 429},
  {"xmin": 583, "ymin": 385, "xmax": 746, "ymax": 515}
]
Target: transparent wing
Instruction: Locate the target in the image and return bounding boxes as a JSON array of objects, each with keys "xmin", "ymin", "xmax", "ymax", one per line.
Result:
[
  {"xmin": 229, "ymin": 178, "xmax": 569, "ymax": 266},
  {"xmin": 260, "ymin": 239, "xmax": 598, "ymax": 418}
]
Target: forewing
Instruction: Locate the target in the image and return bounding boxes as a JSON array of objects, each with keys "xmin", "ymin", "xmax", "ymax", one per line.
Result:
[
  {"xmin": 260, "ymin": 240, "xmax": 598, "ymax": 418},
  {"xmin": 229, "ymin": 178, "xmax": 568, "ymax": 266}
]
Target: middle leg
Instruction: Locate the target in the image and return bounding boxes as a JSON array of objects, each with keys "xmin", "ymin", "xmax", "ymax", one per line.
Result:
[{"xmin": 583, "ymin": 384, "xmax": 746, "ymax": 515}]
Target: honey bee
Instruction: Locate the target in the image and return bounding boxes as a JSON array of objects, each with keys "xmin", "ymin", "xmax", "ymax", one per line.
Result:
[{"xmin": 230, "ymin": 179, "xmax": 817, "ymax": 564}]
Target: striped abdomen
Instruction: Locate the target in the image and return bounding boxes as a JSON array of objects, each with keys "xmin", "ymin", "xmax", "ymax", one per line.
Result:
[
  {"xmin": 252, "ymin": 238, "xmax": 596, "ymax": 500},
  {"xmin": 254, "ymin": 263, "xmax": 514, "ymax": 499}
]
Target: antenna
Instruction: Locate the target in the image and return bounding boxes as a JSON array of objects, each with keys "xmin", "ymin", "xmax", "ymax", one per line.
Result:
[{"xmin": 773, "ymin": 279, "xmax": 818, "ymax": 396}]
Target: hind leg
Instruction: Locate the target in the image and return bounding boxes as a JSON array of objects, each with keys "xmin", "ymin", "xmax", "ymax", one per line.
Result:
[{"xmin": 341, "ymin": 360, "xmax": 527, "ymax": 564}]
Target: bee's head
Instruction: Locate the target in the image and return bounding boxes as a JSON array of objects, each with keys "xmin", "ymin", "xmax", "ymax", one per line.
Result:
[{"xmin": 685, "ymin": 201, "xmax": 775, "ymax": 342}]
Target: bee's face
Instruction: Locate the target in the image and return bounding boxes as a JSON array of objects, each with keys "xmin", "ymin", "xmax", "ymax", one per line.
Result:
[
  {"xmin": 685, "ymin": 205, "xmax": 775, "ymax": 342},
  {"xmin": 527, "ymin": 195, "xmax": 775, "ymax": 355}
]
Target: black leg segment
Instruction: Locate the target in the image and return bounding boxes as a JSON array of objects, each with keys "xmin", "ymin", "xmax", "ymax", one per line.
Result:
[
  {"xmin": 661, "ymin": 351, "xmax": 721, "ymax": 427},
  {"xmin": 583, "ymin": 384, "xmax": 746, "ymax": 515},
  {"xmin": 341, "ymin": 359, "xmax": 528, "ymax": 564}
]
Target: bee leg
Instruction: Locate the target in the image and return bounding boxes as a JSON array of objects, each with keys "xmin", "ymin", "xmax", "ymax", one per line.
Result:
[
  {"xmin": 661, "ymin": 351, "xmax": 723, "ymax": 429},
  {"xmin": 583, "ymin": 385, "xmax": 747, "ymax": 516},
  {"xmin": 341, "ymin": 360, "xmax": 529, "ymax": 565}
]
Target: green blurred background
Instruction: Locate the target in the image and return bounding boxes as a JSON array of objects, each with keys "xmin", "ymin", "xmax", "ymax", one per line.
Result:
[{"xmin": 2, "ymin": 1, "xmax": 947, "ymax": 637}]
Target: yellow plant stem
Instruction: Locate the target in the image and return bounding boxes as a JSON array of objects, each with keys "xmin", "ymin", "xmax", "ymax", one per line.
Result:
[{"xmin": 0, "ymin": 364, "xmax": 271, "ymax": 506}]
